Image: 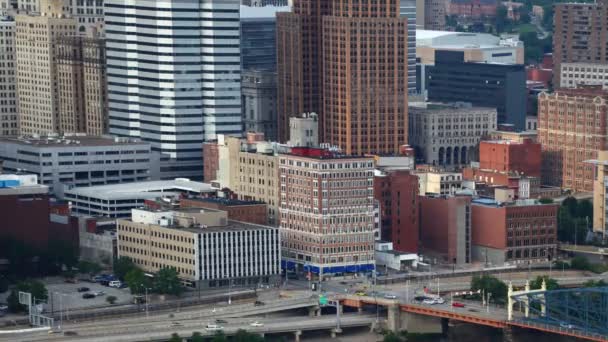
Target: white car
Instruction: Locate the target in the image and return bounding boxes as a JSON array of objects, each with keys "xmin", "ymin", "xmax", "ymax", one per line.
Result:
[
  {"xmin": 250, "ymin": 321, "xmax": 264, "ymax": 327},
  {"xmin": 422, "ymin": 299, "xmax": 436, "ymax": 305},
  {"xmin": 383, "ymin": 294, "xmax": 398, "ymax": 299},
  {"xmin": 206, "ymin": 324, "xmax": 223, "ymax": 331},
  {"xmin": 93, "ymin": 291, "xmax": 105, "ymax": 297}
]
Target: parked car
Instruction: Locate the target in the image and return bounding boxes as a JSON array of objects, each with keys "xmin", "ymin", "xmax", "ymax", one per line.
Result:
[
  {"xmin": 559, "ymin": 322, "xmax": 577, "ymax": 329},
  {"xmin": 64, "ymin": 331, "xmax": 78, "ymax": 336},
  {"xmin": 250, "ymin": 321, "xmax": 264, "ymax": 327},
  {"xmin": 82, "ymin": 293, "xmax": 95, "ymax": 299},
  {"xmin": 93, "ymin": 291, "xmax": 105, "ymax": 297},
  {"xmin": 77, "ymin": 287, "xmax": 90, "ymax": 292},
  {"xmin": 384, "ymin": 294, "xmax": 398, "ymax": 299},
  {"xmin": 423, "ymin": 298, "xmax": 436, "ymax": 305},
  {"xmin": 64, "ymin": 278, "xmax": 77, "ymax": 284},
  {"xmin": 254, "ymin": 301, "xmax": 265, "ymax": 306},
  {"xmin": 355, "ymin": 291, "xmax": 366, "ymax": 296},
  {"xmin": 205, "ymin": 324, "xmax": 223, "ymax": 331},
  {"xmin": 109, "ymin": 280, "xmax": 122, "ymax": 288},
  {"xmin": 452, "ymin": 302, "xmax": 465, "ymax": 308},
  {"xmin": 215, "ymin": 319, "xmax": 228, "ymax": 324}
]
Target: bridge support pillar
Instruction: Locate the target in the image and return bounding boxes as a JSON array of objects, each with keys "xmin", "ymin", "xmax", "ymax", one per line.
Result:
[
  {"xmin": 401, "ymin": 312, "xmax": 443, "ymax": 334},
  {"xmin": 294, "ymin": 330, "xmax": 302, "ymax": 342},
  {"xmin": 524, "ymin": 281, "xmax": 530, "ymax": 318},
  {"xmin": 502, "ymin": 326, "xmax": 514, "ymax": 342},
  {"xmin": 309, "ymin": 306, "xmax": 321, "ymax": 317},
  {"xmin": 387, "ymin": 304, "xmax": 401, "ymax": 332},
  {"xmin": 357, "ymin": 306, "xmax": 363, "ymax": 314},
  {"xmin": 330, "ymin": 327, "xmax": 342, "ymax": 338}
]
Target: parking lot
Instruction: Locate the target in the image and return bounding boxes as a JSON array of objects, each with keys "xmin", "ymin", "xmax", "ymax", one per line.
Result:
[{"xmin": 45, "ymin": 280, "xmax": 132, "ymax": 312}]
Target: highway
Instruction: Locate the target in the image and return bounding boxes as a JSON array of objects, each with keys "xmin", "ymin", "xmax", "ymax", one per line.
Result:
[{"xmin": 4, "ymin": 314, "xmax": 379, "ymax": 342}]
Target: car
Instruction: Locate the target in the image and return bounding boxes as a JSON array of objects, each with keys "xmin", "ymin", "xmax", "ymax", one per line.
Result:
[
  {"xmin": 77, "ymin": 287, "xmax": 90, "ymax": 292},
  {"xmin": 435, "ymin": 298, "xmax": 445, "ymax": 304},
  {"xmin": 339, "ymin": 281, "xmax": 348, "ymax": 285},
  {"xmin": 559, "ymin": 322, "xmax": 576, "ymax": 329},
  {"xmin": 384, "ymin": 294, "xmax": 398, "ymax": 299},
  {"xmin": 215, "ymin": 319, "xmax": 228, "ymax": 324},
  {"xmin": 452, "ymin": 302, "xmax": 465, "ymax": 308},
  {"xmin": 64, "ymin": 331, "xmax": 78, "ymax": 336},
  {"xmin": 93, "ymin": 291, "xmax": 105, "ymax": 297},
  {"xmin": 109, "ymin": 280, "xmax": 122, "ymax": 288},
  {"xmin": 0, "ymin": 305, "xmax": 8, "ymax": 311},
  {"xmin": 355, "ymin": 291, "xmax": 366, "ymax": 296},
  {"xmin": 254, "ymin": 300, "xmax": 265, "ymax": 306},
  {"xmin": 468, "ymin": 308, "xmax": 479, "ymax": 313},
  {"xmin": 64, "ymin": 278, "xmax": 77, "ymax": 284},
  {"xmin": 423, "ymin": 299, "xmax": 436, "ymax": 305},
  {"xmin": 82, "ymin": 293, "xmax": 95, "ymax": 299},
  {"xmin": 171, "ymin": 322, "xmax": 182, "ymax": 327},
  {"xmin": 413, "ymin": 296, "xmax": 427, "ymax": 302},
  {"xmin": 206, "ymin": 324, "xmax": 223, "ymax": 331},
  {"xmin": 250, "ymin": 321, "xmax": 264, "ymax": 327}
]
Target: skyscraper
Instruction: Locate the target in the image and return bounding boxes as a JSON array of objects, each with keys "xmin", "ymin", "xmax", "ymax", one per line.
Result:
[
  {"xmin": 400, "ymin": 0, "xmax": 417, "ymax": 94},
  {"xmin": 552, "ymin": 0, "xmax": 608, "ymax": 86},
  {"xmin": 15, "ymin": 0, "xmax": 76, "ymax": 135},
  {"xmin": 0, "ymin": 17, "xmax": 17, "ymax": 137},
  {"xmin": 277, "ymin": 1, "xmax": 409, "ymax": 155},
  {"xmin": 105, "ymin": 0, "xmax": 242, "ymax": 179}
]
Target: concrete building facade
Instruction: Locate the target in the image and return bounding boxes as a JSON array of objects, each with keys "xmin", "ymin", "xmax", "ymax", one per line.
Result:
[
  {"xmin": 0, "ymin": 18, "xmax": 17, "ymax": 136},
  {"xmin": 15, "ymin": 2, "xmax": 76, "ymax": 135},
  {"xmin": 0, "ymin": 135, "xmax": 158, "ymax": 195},
  {"xmin": 471, "ymin": 198, "xmax": 558, "ymax": 265},
  {"xmin": 408, "ymin": 102, "xmax": 497, "ymax": 167},
  {"xmin": 448, "ymin": 0, "xmax": 498, "ymax": 18},
  {"xmin": 180, "ymin": 197, "xmax": 267, "ymax": 225},
  {"xmin": 560, "ymin": 63, "xmax": 608, "ymax": 89},
  {"xmin": 288, "ymin": 113, "xmax": 318, "ymax": 148},
  {"xmin": 419, "ymin": 195, "xmax": 472, "ymax": 265},
  {"xmin": 279, "ymin": 148, "xmax": 376, "ymax": 275},
  {"xmin": 55, "ymin": 34, "xmax": 107, "ymax": 135},
  {"xmin": 589, "ymin": 151, "xmax": 608, "ymax": 237},
  {"xmin": 241, "ymin": 70, "xmax": 277, "ymax": 141},
  {"xmin": 538, "ymin": 87, "xmax": 608, "ymax": 192},
  {"xmin": 117, "ymin": 208, "xmax": 281, "ymax": 288},
  {"xmin": 416, "ymin": 170, "xmax": 463, "ymax": 196},
  {"xmin": 479, "ymin": 139, "xmax": 541, "ymax": 178}
]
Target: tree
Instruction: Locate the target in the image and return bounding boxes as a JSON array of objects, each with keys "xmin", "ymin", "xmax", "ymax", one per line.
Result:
[
  {"xmin": 383, "ymin": 331, "xmax": 405, "ymax": 342},
  {"xmin": 77, "ymin": 261, "xmax": 102, "ymax": 276},
  {"xmin": 471, "ymin": 274, "xmax": 508, "ymax": 303},
  {"xmin": 570, "ymin": 256, "xmax": 591, "ymax": 270},
  {"xmin": 113, "ymin": 257, "xmax": 136, "ymax": 280},
  {"xmin": 191, "ymin": 332, "xmax": 204, "ymax": 342},
  {"xmin": 234, "ymin": 329, "xmax": 265, "ymax": 342},
  {"xmin": 106, "ymin": 296, "xmax": 117, "ymax": 305},
  {"xmin": 211, "ymin": 331, "xmax": 227, "ymax": 342},
  {"xmin": 576, "ymin": 199, "xmax": 593, "ymax": 220},
  {"xmin": 125, "ymin": 268, "xmax": 150, "ymax": 295},
  {"xmin": 538, "ymin": 198, "xmax": 553, "ymax": 204},
  {"xmin": 562, "ymin": 196, "xmax": 578, "ymax": 217},
  {"xmin": 519, "ymin": 9, "xmax": 531, "ymax": 24},
  {"xmin": 153, "ymin": 267, "xmax": 183, "ymax": 296},
  {"xmin": 46, "ymin": 239, "xmax": 78, "ymax": 271},
  {"xmin": 7, "ymin": 280, "xmax": 48, "ymax": 313},
  {"xmin": 495, "ymin": 5, "xmax": 509, "ymax": 34},
  {"xmin": 0, "ymin": 276, "xmax": 8, "ymax": 293},
  {"xmin": 530, "ymin": 276, "xmax": 560, "ymax": 290},
  {"xmin": 519, "ymin": 31, "xmax": 542, "ymax": 62},
  {"xmin": 168, "ymin": 333, "xmax": 182, "ymax": 342}
]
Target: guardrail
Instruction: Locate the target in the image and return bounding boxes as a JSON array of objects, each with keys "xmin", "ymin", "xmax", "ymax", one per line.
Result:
[{"xmin": 509, "ymin": 319, "xmax": 608, "ymax": 342}]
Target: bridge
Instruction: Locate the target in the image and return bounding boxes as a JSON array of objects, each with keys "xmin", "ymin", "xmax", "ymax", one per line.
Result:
[{"xmin": 337, "ymin": 284, "xmax": 608, "ymax": 342}]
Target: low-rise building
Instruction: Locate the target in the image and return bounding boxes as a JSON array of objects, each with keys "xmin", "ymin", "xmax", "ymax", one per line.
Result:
[
  {"xmin": 588, "ymin": 151, "xmax": 608, "ymax": 237},
  {"xmin": 478, "ymin": 139, "xmax": 541, "ymax": 177},
  {"xmin": 180, "ymin": 197, "xmax": 267, "ymax": 225},
  {"xmin": 409, "ymin": 102, "xmax": 497, "ymax": 167},
  {"xmin": 117, "ymin": 207, "xmax": 280, "ymax": 288},
  {"xmin": 375, "ymin": 241, "xmax": 419, "ymax": 271},
  {"xmin": 419, "ymin": 195, "xmax": 472, "ymax": 265},
  {"xmin": 0, "ymin": 135, "xmax": 159, "ymax": 195},
  {"xmin": 415, "ymin": 169, "xmax": 463, "ymax": 196},
  {"xmin": 560, "ymin": 63, "xmax": 608, "ymax": 89},
  {"xmin": 471, "ymin": 198, "xmax": 558, "ymax": 266},
  {"xmin": 64, "ymin": 179, "xmax": 217, "ymax": 218},
  {"xmin": 374, "ymin": 170, "xmax": 419, "ymax": 253},
  {"xmin": 288, "ymin": 113, "xmax": 319, "ymax": 148}
]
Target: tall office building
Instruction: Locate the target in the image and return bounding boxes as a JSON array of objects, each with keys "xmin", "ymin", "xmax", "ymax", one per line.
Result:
[
  {"xmin": 55, "ymin": 33, "xmax": 107, "ymax": 135},
  {"xmin": 0, "ymin": 18, "xmax": 17, "ymax": 136},
  {"xmin": 15, "ymin": 0, "xmax": 76, "ymax": 135},
  {"xmin": 240, "ymin": 4, "xmax": 286, "ymax": 71},
  {"xmin": 553, "ymin": 0, "xmax": 608, "ymax": 86},
  {"xmin": 68, "ymin": 0, "xmax": 104, "ymax": 32},
  {"xmin": 105, "ymin": 0, "xmax": 242, "ymax": 179},
  {"xmin": 538, "ymin": 86, "xmax": 608, "ymax": 192},
  {"xmin": 279, "ymin": 147, "xmax": 376, "ymax": 275},
  {"xmin": 400, "ymin": 0, "xmax": 417, "ymax": 94},
  {"xmin": 278, "ymin": 1, "xmax": 409, "ymax": 154}
]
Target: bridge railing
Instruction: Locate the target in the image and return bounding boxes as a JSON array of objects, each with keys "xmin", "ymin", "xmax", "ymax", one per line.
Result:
[{"xmin": 509, "ymin": 319, "xmax": 607, "ymax": 341}]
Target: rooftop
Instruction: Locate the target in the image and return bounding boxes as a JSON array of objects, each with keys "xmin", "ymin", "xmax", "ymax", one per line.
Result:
[
  {"xmin": 64, "ymin": 179, "xmax": 216, "ymax": 200},
  {"xmin": 183, "ymin": 196, "xmax": 265, "ymax": 206},
  {"xmin": 471, "ymin": 198, "xmax": 555, "ymax": 207},
  {"xmin": 239, "ymin": 5, "xmax": 291, "ymax": 18},
  {"xmin": 0, "ymin": 134, "xmax": 148, "ymax": 147}
]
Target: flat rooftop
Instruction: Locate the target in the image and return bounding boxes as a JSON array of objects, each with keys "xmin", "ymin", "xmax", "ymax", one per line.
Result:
[
  {"xmin": 65, "ymin": 179, "xmax": 216, "ymax": 200},
  {"xmin": 0, "ymin": 135, "xmax": 148, "ymax": 148},
  {"xmin": 183, "ymin": 197, "xmax": 265, "ymax": 206},
  {"xmin": 240, "ymin": 5, "xmax": 290, "ymax": 18}
]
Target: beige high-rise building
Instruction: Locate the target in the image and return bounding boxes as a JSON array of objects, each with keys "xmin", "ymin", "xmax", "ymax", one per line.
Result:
[
  {"xmin": 55, "ymin": 34, "xmax": 107, "ymax": 135},
  {"xmin": 0, "ymin": 18, "xmax": 17, "ymax": 136},
  {"xmin": 589, "ymin": 151, "xmax": 608, "ymax": 237},
  {"xmin": 15, "ymin": 0, "xmax": 76, "ymax": 135}
]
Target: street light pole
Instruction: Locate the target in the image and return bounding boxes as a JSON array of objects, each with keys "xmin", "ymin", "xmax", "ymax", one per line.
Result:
[
  {"xmin": 228, "ymin": 279, "xmax": 232, "ymax": 305},
  {"xmin": 145, "ymin": 286, "xmax": 149, "ymax": 319}
]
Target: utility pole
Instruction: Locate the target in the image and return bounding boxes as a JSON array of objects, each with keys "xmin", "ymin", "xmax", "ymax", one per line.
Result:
[
  {"xmin": 373, "ymin": 271, "xmax": 378, "ymax": 323},
  {"xmin": 574, "ymin": 220, "xmax": 578, "ymax": 246}
]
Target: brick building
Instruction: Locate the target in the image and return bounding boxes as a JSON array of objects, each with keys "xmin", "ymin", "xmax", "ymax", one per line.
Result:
[
  {"xmin": 419, "ymin": 195, "xmax": 472, "ymax": 265},
  {"xmin": 277, "ymin": 0, "xmax": 409, "ymax": 155},
  {"xmin": 180, "ymin": 197, "xmax": 267, "ymax": 225},
  {"xmin": 448, "ymin": 0, "xmax": 498, "ymax": 18},
  {"xmin": 374, "ymin": 170, "xmax": 419, "ymax": 253},
  {"xmin": 479, "ymin": 140, "xmax": 541, "ymax": 177},
  {"xmin": 279, "ymin": 148, "xmax": 376, "ymax": 275},
  {"xmin": 471, "ymin": 199, "xmax": 558, "ymax": 265},
  {"xmin": 552, "ymin": 0, "xmax": 608, "ymax": 86},
  {"xmin": 203, "ymin": 142, "xmax": 220, "ymax": 182},
  {"xmin": 538, "ymin": 87, "xmax": 608, "ymax": 192}
]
